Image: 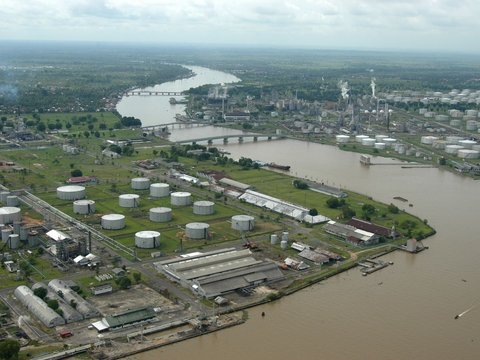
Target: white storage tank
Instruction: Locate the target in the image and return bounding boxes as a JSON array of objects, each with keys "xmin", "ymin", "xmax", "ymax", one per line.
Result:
[
  {"xmin": 472, "ymin": 144, "xmax": 480, "ymax": 152},
  {"xmin": 270, "ymin": 234, "xmax": 278, "ymax": 245},
  {"xmin": 149, "ymin": 207, "xmax": 172, "ymax": 223},
  {"xmin": 421, "ymin": 136, "xmax": 438, "ymax": 145},
  {"xmin": 466, "ymin": 121, "xmax": 478, "ymax": 131},
  {"xmin": 335, "ymin": 135, "xmax": 350, "ymax": 143},
  {"xmin": 193, "ymin": 201, "xmax": 215, "ymax": 215},
  {"xmin": 418, "ymin": 108, "xmax": 428, "ymax": 115},
  {"xmin": 280, "ymin": 240, "xmax": 288, "ymax": 250},
  {"xmin": 282, "ymin": 231, "xmax": 289, "ymax": 242},
  {"xmin": 73, "ymin": 200, "xmax": 96, "ymax": 214},
  {"xmin": 131, "ymin": 177, "xmax": 150, "ymax": 190},
  {"xmin": 457, "ymin": 149, "xmax": 479, "ymax": 159},
  {"xmin": 19, "ymin": 226, "xmax": 28, "ymax": 241},
  {"xmin": 374, "ymin": 142, "xmax": 386, "ymax": 150},
  {"xmin": 446, "ymin": 136, "xmax": 463, "ymax": 144},
  {"xmin": 231, "ymin": 215, "xmax": 255, "ymax": 231},
  {"xmin": 465, "ymin": 109, "xmax": 478, "ymax": 117},
  {"xmin": 435, "ymin": 115, "xmax": 449, "ymax": 122},
  {"xmin": 355, "ymin": 135, "xmax": 369, "ymax": 143},
  {"xmin": 395, "ymin": 144, "xmax": 406, "ymax": 154},
  {"xmin": 135, "ymin": 231, "xmax": 160, "ymax": 248},
  {"xmin": 432, "ymin": 140, "xmax": 447, "ymax": 150},
  {"xmin": 0, "ymin": 191, "xmax": 10, "ymax": 203},
  {"xmin": 56, "ymin": 185, "xmax": 85, "ymax": 201},
  {"xmin": 375, "ymin": 135, "xmax": 388, "ymax": 142},
  {"xmin": 13, "ymin": 221, "xmax": 21, "ymax": 235},
  {"xmin": 8, "ymin": 234, "xmax": 20, "ymax": 249},
  {"xmin": 383, "ymin": 138, "xmax": 397, "ymax": 147},
  {"xmin": 101, "ymin": 214, "xmax": 126, "ymax": 230},
  {"xmin": 185, "ymin": 222, "xmax": 210, "ymax": 240},
  {"xmin": 2, "ymin": 228, "xmax": 12, "ymax": 242},
  {"xmin": 445, "ymin": 145, "xmax": 464, "ymax": 155},
  {"xmin": 458, "ymin": 140, "xmax": 477, "ymax": 149},
  {"xmin": 171, "ymin": 192, "xmax": 192, "ymax": 206},
  {"xmin": 0, "ymin": 207, "xmax": 21, "ymax": 224},
  {"xmin": 119, "ymin": 194, "xmax": 140, "ymax": 208},
  {"xmin": 361, "ymin": 138, "xmax": 376, "ymax": 147},
  {"xmin": 6, "ymin": 196, "xmax": 19, "ymax": 207},
  {"xmin": 449, "ymin": 119, "xmax": 461, "ymax": 127},
  {"xmin": 150, "ymin": 183, "xmax": 170, "ymax": 198}
]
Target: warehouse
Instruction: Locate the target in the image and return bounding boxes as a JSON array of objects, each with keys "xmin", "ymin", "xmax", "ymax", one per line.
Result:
[
  {"xmin": 323, "ymin": 220, "xmax": 379, "ymax": 246},
  {"xmin": 91, "ymin": 307, "xmax": 156, "ymax": 332},
  {"xmin": 155, "ymin": 248, "xmax": 284, "ymax": 298},
  {"xmin": 48, "ymin": 279, "xmax": 100, "ymax": 319}
]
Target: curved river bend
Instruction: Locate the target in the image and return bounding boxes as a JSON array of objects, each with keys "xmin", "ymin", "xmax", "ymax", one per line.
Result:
[{"xmin": 118, "ymin": 67, "xmax": 480, "ymax": 360}]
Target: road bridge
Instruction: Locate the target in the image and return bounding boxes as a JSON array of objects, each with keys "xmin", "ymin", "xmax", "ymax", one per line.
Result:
[
  {"xmin": 142, "ymin": 122, "xmax": 211, "ymax": 131},
  {"xmin": 125, "ymin": 91, "xmax": 183, "ymax": 96},
  {"xmin": 175, "ymin": 133, "xmax": 285, "ymax": 145}
]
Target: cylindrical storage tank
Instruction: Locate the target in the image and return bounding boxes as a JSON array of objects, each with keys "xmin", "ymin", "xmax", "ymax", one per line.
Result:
[
  {"xmin": 135, "ymin": 231, "xmax": 160, "ymax": 249},
  {"xmin": 19, "ymin": 226, "xmax": 28, "ymax": 241},
  {"xmin": 383, "ymin": 138, "xmax": 397, "ymax": 147},
  {"xmin": 375, "ymin": 135, "xmax": 388, "ymax": 142},
  {"xmin": 6, "ymin": 196, "xmax": 19, "ymax": 207},
  {"xmin": 466, "ymin": 121, "xmax": 478, "ymax": 131},
  {"xmin": 56, "ymin": 185, "xmax": 85, "ymax": 201},
  {"xmin": 465, "ymin": 109, "xmax": 478, "ymax": 117},
  {"xmin": 435, "ymin": 115, "xmax": 449, "ymax": 122},
  {"xmin": 101, "ymin": 214, "xmax": 126, "ymax": 230},
  {"xmin": 472, "ymin": 144, "xmax": 480, "ymax": 152},
  {"xmin": 170, "ymin": 192, "xmax": 192, "ymax": 206},
  {"xmin": 355, "ymin": 135, "xmax": 369, "ymax": 143},
  {"xmin": 361, "ymin": 138, "xmax": 375, "ymax": 147},
  {"xmin": 73, "ymin": 200, "xmax": 96, "ymax": 214},
  {"xmin": 149, "ymin": 207, "xmax": 172, "ymax": 223},
  {"xmin": 457, "ymin": 149, "xmax": 479, "ymax": 159},
  {"xmin": 418, "ymin": 108, "xmax": 428, "ymax": 115},
  {"xmin": 0, "ymin": 192, "xmax": 10, "ymax": 203},
  {"xmin": 280, "ymin": 240, "xmax": 288, "ymax": 250},
  {"xmin": 421, "ymin": 136, "xmax": 438, "ymax": 145},
  {"xmin": 270, "ymin": 234, "xmax": 278, "ymax": 245},
  {"xmin": 28, "ymin": 231, "xmax": 39, "ymax": 247},
  {"xmin": 374, "ymin": 142, "xmax": 386, "ymax": 150},
  {"xmin": 396, "ymin": 144, "xmax": 406, "ymax": 154},
  {"xmin": 282, "ymin": 231, "xmax": 289, "ymax": 242},
  {"xmin": 185, "ymin": 222, "xmax": 210, "ymax": 240},
  {"xmin": 445, "ymin": 145, "xmax": 464, "ymax": 155},
  {"xmin": 193, "ymin": 201, "xmax": 215, "ymax": 215},
  {"xmin": 450, "ymin": 119, "xmax": 461, "ymax": 127},
  {"xmin": 0, "ymin": 207, "xmax": 21, "ymax": 224},
  {"xmin": 231, "ymin": 215, "xmax": 255, "ymax": 231},
  {"xmin": 13, "ymin": 221, "xmax": 21, "ymax": 235},
  {"xmin": 2, "ymin": 228, "xmax": 12, "ymax": 242},
  {"xmin": 433, "ymin": 140, "xmax": 447, "ymax": 150},
  {"xmin": 446, "ymin": 136, "xmax": 463, "ymax": 144},
  {"xmin": 8, "ymin": 234, "xmax": 20, "ymax": 249},
  {"xmin": 150, "ymin": 183, "xmax": 170, "ymax": 198},
  {"xmin": 458, "ymin": 140, "xmax": 477, "ymax": 149},
  {"xmin": 131, "ymin": 177, "xmax": 150, "ymax": 190},
  {"xmin": 119, "ymin": 194, "xmax": 140, "ymax": 208},
  {"xmin": 335, "ymin": 135, "xmax": 350, "ymax": 143}
]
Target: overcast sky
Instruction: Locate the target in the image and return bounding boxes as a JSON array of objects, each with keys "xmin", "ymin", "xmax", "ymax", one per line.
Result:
[{"xmin": 1, "ymin": 0, "xmax": 479, "ymax": 53}]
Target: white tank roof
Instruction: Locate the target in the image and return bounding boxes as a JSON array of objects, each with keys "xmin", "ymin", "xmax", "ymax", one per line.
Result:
[
  {"xmin": 171, "ymin": 192, "xmax": 191, "ymax": 197},
  {"xmin": 57, "ymin": 185, "xmax": 85, "ymax": 192},
  {"xmin": 102, "ymin": 214, "xmax": 125, "ymax": 221},
  {"xmin": 73, "ymin": 200, "xmax": 95, "ymax": 205},
  {"xmin": 136, "ymin": 230, "xmax": 160, "ymax": 238},
  {"xmin": 119, "ymin": 194, "xmax": 140, "ymax": 199},
  {"xmin": 0, "ymin": 207, "xmax": 21, "ymax": 215}
]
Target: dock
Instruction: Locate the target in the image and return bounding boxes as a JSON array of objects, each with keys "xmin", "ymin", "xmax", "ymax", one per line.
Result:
[{"xmin": 358, "ymin": 258, "xmax": 391, "ymax": 276}]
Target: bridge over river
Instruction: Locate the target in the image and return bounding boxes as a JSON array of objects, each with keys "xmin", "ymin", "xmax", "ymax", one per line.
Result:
[
  {"xmin": 125, "ymin": 90, "xmax": 184, "ymax": 96},
  {"xmin": 175, "ymin": 133, "xmax": 285, "ymax": 145}
]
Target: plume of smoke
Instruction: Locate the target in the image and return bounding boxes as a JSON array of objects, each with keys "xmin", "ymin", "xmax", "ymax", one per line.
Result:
[
  {"xmin": 338, "ymin": 80, "xmax": 349, "ymax": 100},
  {"xmin": 0, "ymin": 84, "xmax": 18, "ymax": 100},
  {"xmin": 370, "ymin": 77, "xmax": 376, "ymax": 98}
]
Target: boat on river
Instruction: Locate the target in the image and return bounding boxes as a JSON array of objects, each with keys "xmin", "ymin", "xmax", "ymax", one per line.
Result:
[{"xmin": 268, "ymin": 163, "xmax": 291, "ymax": 171}]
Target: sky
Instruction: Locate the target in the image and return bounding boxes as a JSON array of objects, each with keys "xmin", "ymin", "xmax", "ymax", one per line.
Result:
[{"xmin": 1, "ymin": 0, "xmax": 479, "ymax": 53}]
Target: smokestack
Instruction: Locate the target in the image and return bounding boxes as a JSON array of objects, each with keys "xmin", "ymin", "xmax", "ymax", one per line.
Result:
[{"xmin": 370, "ymin": 78, "xmax": 376, "ymax": 98}]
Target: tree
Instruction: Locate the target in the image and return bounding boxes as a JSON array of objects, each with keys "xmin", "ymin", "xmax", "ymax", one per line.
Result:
[
  {"xmin": 116, "ymin": 276, "xmax": 132, "ymax": 289},
  {"xmin": 33, "ymin": 287, "xmax": 48, "ymax": 300},
  {"xmin": 341, "ymin": 205, "xmax": 356, "ymax": 219},
  {"xmin": 309, "ymin": 208, "xmax": 318, "ymax": 216},
  {"xmin": 0, "ymin": 339, "xmax": 20, "ymax": 360},
  {"xmin": 47, "ymin": 299, "xmax": 59, "ymax": 311},
  {"xmin": 133, "ymin": 272, "xmax": 142, "ymax": 284},
  {"xmin": 36, "ymin": 122, "xmax": 46, "ymax": 132},
  {"xmin": 70, "ymin": 299, "xmax": 77, "ymax": 309},
  {"xmin": 71, "ymin": 169, "xmax": 83, "ymax": 177},
  {"xmin": 388, "ymin": 203, "xmax": 399, "ymax": 214},
  {"xmin": 293, "ymin": 179, "xmax": 308, "ymax": 189},
  {"xmin": 362, "ymin": 204, "xmax": 375, "ymax": 219}
]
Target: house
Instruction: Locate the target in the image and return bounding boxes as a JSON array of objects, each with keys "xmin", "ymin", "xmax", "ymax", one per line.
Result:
[
  {"xmin": 112, "ymin": 268, "xmax": 126, "ymax": 277},
  {"xmin": 4, "ymin": 260, "xmax": 18, "ymax": 273},
  {"xmin": 91, "ymin": 283, "xmax": 113, "ymax": 296}
]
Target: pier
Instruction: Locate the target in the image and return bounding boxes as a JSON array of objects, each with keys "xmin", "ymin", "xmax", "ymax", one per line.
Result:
[{"xmin": 358, "ymin": 258, "xmax": 391, "ymax": 276}]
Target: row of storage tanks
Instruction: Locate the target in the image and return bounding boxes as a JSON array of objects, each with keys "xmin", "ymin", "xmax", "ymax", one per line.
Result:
[
  {"xmin": 417, "ymin": 109, "xmax": 480, "ymax": 132},
  {"xmin": 421, "ymin": 136, "xmax": 480, "ymax": 159},
  {"xmin": 336, "ymin": 134, "xmax": 398, "ymax": 150},
  {"xmin": 14, "ymin": 279, "xmax": 100, "ymax": 328},
  {"xmin": 132, "ymin": 214, "xmax": 256, "ymax": 248}
]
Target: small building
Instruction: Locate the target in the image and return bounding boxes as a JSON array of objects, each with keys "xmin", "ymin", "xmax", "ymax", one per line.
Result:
[
  {"xmin": 91, "ymin": 283, "xmax": 113, "ymax": 296},
  {"xmin": 91, "ymin": 307, "xmax": 156, "ymax": 332},
  {"xmin": 323, "ymin": 220, "xmax": 379, "ymax": 246},
  {"xmin": 67, "ymin": 176, "xmax": 98, "ymax": 184},
  {"xmin": 73, "ymin": 255, "xmax": 89, "ymax": 266},
  {"xmin": 218, "ymin": 177, "xmax": 251, "ymax": 191},
  {"xmin": 112, "ymin": 268, "xmax": 126, "ymax": 277},
  {"xmin": 4, "ymin": 260, "xmax": 17, "ymax": 273},
  {"xmin": 223, "ymin": 111, "xmax": 251, "ymax": 122}
]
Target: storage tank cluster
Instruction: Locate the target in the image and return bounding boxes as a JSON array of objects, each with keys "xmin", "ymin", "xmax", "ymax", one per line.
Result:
[
  {"xmin": 193, "ymin": 201, "xmax": 215, "ymax": 215},
  {"xmin": 171, "ymin": 192, "xmax": 192, "ymax": 206},
  {"xmin": 135, "ymin": 231, "xmax": 160, "ymax": 248},
  {"xmin": 56, "ymin": 185, "xmax": 85, "ymax": 200},
  {"xmin": 280, "ymin": 231, "xmax": 289, "ymax": 249},
  {"xmin": 374, "ymin": 142, "xmax": 386, "ymax": 150},
  {"xmin": 355, "ymin": 135, "xmax": 369, "ymax": 143},
  {"xmin": 0, "ymin": 191, "xmax": 10, "ymax": 203},
  {"xmin": 361, "ymin": 138, "xmax": 376, "ymax": 147},
  {"xmin": 73, "ymin": 199, "xmax": 96, "ymax": 214},
  {"xmin": 458, "ymin": 140, "xmax": 477, "ymax": 149},
  {"xmin": 101, "ymin": 214, "xmax": 126, "ymax": 230},
  {"xmin": 383, "ymin": 138, "xmax": 397, "ymax": 147},
  {"xmin": 231, "ymin": 215, "xmax": 255, "ymax": 231},
  {"xmin": 0, "ymin": 207, "xmax": 21, "ymax": 224},
  {"xmin": 375, "ymin": 135, "xmax": 388, "ymax": 142},
  {"xmin": 445, "ymin": 145, "xmax": 464, "ymax": 155},
  {"xmin": 150, "ymin": 183, "xmax": 170, "ymax": 198},
  {"xmin": 457, "ymin": 149, "xmax": 479, "ymax": 159},
  {"xmin": 119, "ymin": 194, "xmax": 140, "ymax": 208},
  {"xmin": 131, "ymin": 177, "xmax": 150, "ymax": 190},
  {"xmin": 185, "ymin": 222, "xmax": 210, "ymax": 239},
  {"xmin": 149, "ymin": 207, "xmax": 172, "ymax": 223},
  {"xmin": 421, "ymin": 136, "xmax": 438, "ymax": 145}
]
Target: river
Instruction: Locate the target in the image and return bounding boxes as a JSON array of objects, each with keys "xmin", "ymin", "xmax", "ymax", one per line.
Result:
[{"xmin": 118, "ymin": 67, "xmax": 480, "ymax": 360}]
